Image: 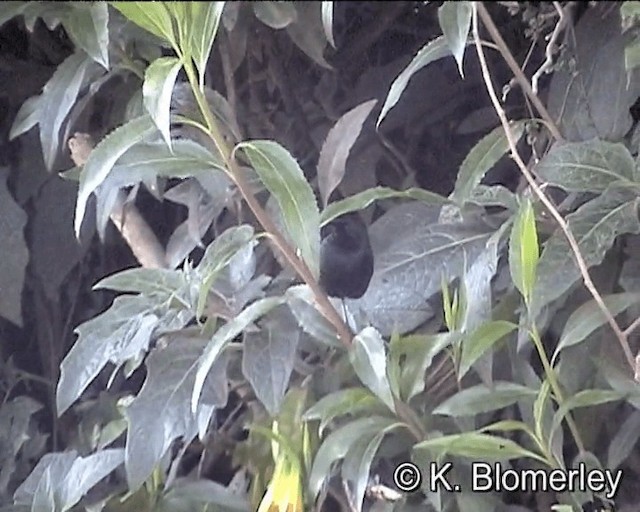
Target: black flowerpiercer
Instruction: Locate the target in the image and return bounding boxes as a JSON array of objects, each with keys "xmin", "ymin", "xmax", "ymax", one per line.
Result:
[{"xmin": 319, "ymin": 212, "xmax": 374, "ymax": 299}]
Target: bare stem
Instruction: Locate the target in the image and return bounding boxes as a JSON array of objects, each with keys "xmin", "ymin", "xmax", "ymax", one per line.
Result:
[
  {"xmin": 476, "ymin": 3, "xmax": 564, "ymax": 142},
  {"xmin": 472, "ymin": 2, "xmax": 635, "ymax": 371}
]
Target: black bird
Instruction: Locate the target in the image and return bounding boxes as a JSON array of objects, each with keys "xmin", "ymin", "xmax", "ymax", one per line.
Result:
[{"xmin": 319, "ymin": 212, "xmax": 374, "ymax": 299}]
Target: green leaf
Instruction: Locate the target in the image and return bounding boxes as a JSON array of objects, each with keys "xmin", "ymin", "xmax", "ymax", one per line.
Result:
[
  {"xmin": 242, "ymin": 320, "xmax": 298, "ymax": 417},
  {"xmin": 341, "ymin": 422, "xmax": 404, "ymax": 511},
  {"xmin": 533, "ymin": 379, "xmax": 552, "ymax": 443},
  {"xmin": 62, "ymin": 3, "xmax": 110, "ymax": 68},
  {"xmin": 0, "ymin": 2, "xmax": 28, "ymax": 27},
  {"xmin": 126, "ymin": 335, "xmax": 228, "ymax": 490},
  {"xmin": 10, "ymin": 95, "xmax": 41, "ymax": 140},
  {"xmin": 317, "ymin": 99, "xmax": 377, "ymax": 208},
  {"xmin": 285, "ymin": 285, "xmax": 340, "ymax": 347},
  {"xmin": 143, "ymin": 57, "xmax": 183, "ymax": 148},
  {"xmin": 535, "ymin": 140, "xmax": 635, "ymax": 193},
  {"xmin": 303, "ymin": 388, "xmax": 388, "ymax": 435},
  {"xmin": 192, "ymin": 297, "xmax": 283, "ymax": 413},
  {"xmin": 39, "ymin": 51, "xmax": 103, "ymax": 171},
  {"xmin": 321, "ymin": 1, "xmax": 335, "ymax": 48},
  {"xmin": 437, "ymin": 1, "xmax": 472, "ymax": 77},
  {"xmin": 111, "ymin": 1, "xmax": 176, "ymax": 46},
  {"xmin": 531, "ymin": 187, "xmax": 640, "ymax": 316},
  {"xmin": 285, "ymin": 2, "xmax": 331, "ymax": 69},
  {"xmin": 389, "ymin": 332, "xmax": 457, "ymax": 401},
  {"xmin": 467, "ymin": 184, "xmax": 518, "ymax": 211},
  {"xmin": 320, "ymin": 186, "xmax": 448, "ymax": 226},
  {"xmin": 57, "ymin": 296, "xmax": 159, "ymax": 415},
  {"xmin": 607, "ymin": 410, "xmax": 640, "ymax": 470},
  {"xmin": 236, "ymin": 140, "xmax": 320, "ymax": 277},
  {"xmin": 548, "ymin": 389, "xmax": 626, "ymax": 454},
  {"xmin": 413, "ymin": 432, "xmax": 547, "ymax": 464},
  {"xmin": 350, "ymin": 327, "xmax": 395, "ymax": 411},
  {"xmin": 434, "ymin": 382, "xmax": 537, "ymax": 417},
  {"xmin": 189, "ymin": 2, "xmax": 225, "ymax": 88},
  {"xmin": 0, "ymin": 169, "xmax": 28, "ymax": 327},
  {"xmin": 625, "ymin": 36, "xmax": 640, "ymax": 71},
  {"xmin": 378, "ymin": 35, "xmax": 458, "ymax": 127},
  {"xmin": 195, "ymin": 225, "xmax": 256, "ymax": 318},
  {"xmin": 509, "ymin": 198, "xmax": 539, "ymax": 305},
  {"xmin": 74, "ymin": 115, "xmax": 158, "ymax": 236},
  {"xmin": 452, "ymin": 121, "xmax": 526, "ymax": 204},
  {"xmin": 94, "ymin": 268, "xmax": 186, "ymax": 296},
  {"xmin": 458, "ymin": 321, "xmax": 516, "ymax": 380},
  {"xmin": 553, "ymin": 292, "xmax": 640, "ymax": 362},
  {"xmin": 253, "ymin": 1, "xmax": 296, "ymax": 29},
  {"xmin": 308, "ymin": 416, "xmax": 398, "ymax": 499}
]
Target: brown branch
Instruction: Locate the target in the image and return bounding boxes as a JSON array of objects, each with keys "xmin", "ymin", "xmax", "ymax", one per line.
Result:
[
  {"xmin": 472, "ymin": 4, "xmax": 635, "ymax": 373},
  {"xmin": 476, "ymin": 3, "xmax": 564, "ymax": 142},
  {"xmin": 68, "ymin": 133, "xmax": 167, "ymax": 269},
  {"xmin": 531, "ymin": 2, "xmax": 570, "ymax": 95}
]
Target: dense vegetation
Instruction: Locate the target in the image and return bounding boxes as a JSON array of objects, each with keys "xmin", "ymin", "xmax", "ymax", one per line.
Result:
[{"xmin": 2, "ymin": 2, "xmax": 640, "ymax": 511}]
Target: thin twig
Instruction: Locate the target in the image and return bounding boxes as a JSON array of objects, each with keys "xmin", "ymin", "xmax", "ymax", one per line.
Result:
[
  {"xmin": 531, "ymin": 2, "xmax": 569, "ymax": 95},
  {"xmin": 472, "ymin": 3, "xmax": 635, "ymax": 372},
  {"xmin": 476, "ymin": 3, "xmax": 564, "ymax": 142},
  {"xmin": 624, "ymin": 315, "xmax": 640, "ymax": 338}
]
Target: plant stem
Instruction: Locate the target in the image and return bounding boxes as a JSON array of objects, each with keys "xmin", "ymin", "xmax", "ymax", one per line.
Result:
[{"xmin": 182, "ymin": 62, "xmax": 353, "ymax": 345}]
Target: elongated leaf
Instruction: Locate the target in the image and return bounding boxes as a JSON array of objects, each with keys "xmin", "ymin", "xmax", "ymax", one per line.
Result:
[
  {"xmin": 190, "ymin": 2, "xmax": 225, "ymax": 87},
  {"xmin": 509, "ymin": 198, "xmax": 539, "ymax": 305},
  {"xmin": 356, "ymin": 217, "xmax": 493, "ymax": 336},
  {"xmin": 14, "ymin": 449, "xmax": 124, "ymax": 511},
  {"xmin": 253, "ymin": 1, "xmax": 296, "ymax": 29},
  {"xmin": 452, "ymin": 121, "xmax": 525, "ymax": 204},
  {"xmin": 94, "ymin": 268, "xmax": 186, "ymax": 296},
  {"xmin": 111, "ymin": 1, "xmax": 176, "ymax": 46},
  {"xmin": 413, "ymin": 432, "xmax": 546, "ymax": 464},
  {"xmin": 237, "ymin": 140, "xmax": 321, "ymax": 277},
  {"xmin": 57, "ymin": 296, "xmax": 160, "ymax": 415},
  {"xmin": 554, "ymin": 292, "xmax": 640, "ymax": 361},
  {"xmin": 0, "ymin": 169, "xmax": 28, "ymax": 327},
  {"xmin": 535, "ymin": 140, "xmax": 635, "ymax": 193},
  {"xmin": 350, "ymin": 327, "xmax": 395, "ymax": 411},
  {"xmin": 342, "ymin": 422, "xmax": 404, "ymax": 512},
  {"xmin": 548, "ymin": 389, "xmax": 626, "ymax": 454},
  {"xmin": 317, "ymin": 99, "xmax": 377, "ymax": 207},
  {"xmin": 458, "ymin": 321, "xmax": 517, "ymax": 380},
  {"xmin": 143, "ymin": 57, "xmax": 183, "ymax": 148},
  {"xmin": 285, "ymin": 284, "xmax": 340, "ymax": 347},
  {"xmin": 320, "ymin": 186, "xmax": 448, "ymax": 226},
  {"xmin": 531, "ymin": 187, "xmax": 640, "ymax": 316},
  {"xmin": 10, "ymin": 95, "xmax": 41, "ymax": 140},
  {"xmin": 607, "ymin": 410, "xmax": 640, "ymax": 470},
  {"xmin": 126, "ymin": 336, "xmax": 228, "ymax": 490},
  {"xmin": 192, "ymin": 297, "xmax": 283, "ymax": 412},
  {"xmin": 303, "ymin": 388, "xmax": 387, "ymax": 435},
  {"xmin": 0, "ymin": 2, "xmax": 28, "ymax": 27},
  {"xmin": 242, "ymin": 321, "xmax": 298, "ymax": 417},
  {"xmin": 195, "ymin": 225, "xmax": 255, "ymax": 318},
  {"xmin": 308, "ymin": 416, "xmax": 397, "ymax": 499},
  {"xmin": 434, "ymin": 382, "xmax": 536, "ymax": 417},
  {"xmin": 437, "ymin": 1, "xmax": 472, "ymax": 77},
  {"xmin": 62, "ymin": 3, "xmax": 109, "ymax": 68},
  {"xmin": 39, "ymin": 51, "xmax": 102, "ymax": 170},
  {"xmin": 378, "ymin": 35, "xmax": 461, "ymax": 127},
  {"xmin": 389, "ymin": 332, "xmax": 457, "ymax": 401},
  {"xmin": 286, "ymin": 2, "xmax": 331, "ymax": 69},
  {"xmin": 74, "ymin": 115, "xmax": 158, "ymax": 236},
  {"xmin": 321, "ymin": 1, "xmax": 335, "ymax": 48}
]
